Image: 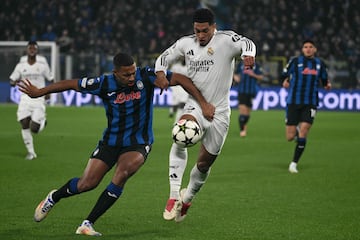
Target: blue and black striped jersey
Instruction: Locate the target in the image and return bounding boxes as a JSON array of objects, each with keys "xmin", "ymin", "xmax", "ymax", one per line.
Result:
[
  {"xmin": 77, "ymin": 66, "xmax": 172, "ymax": 147},
  {"xmin": 236, "ymin": 63, "xmax": 262, "ymax": 95},
  {"xmin": 282, "ymin": 55, "xmax": 328, "ymax": 105}
]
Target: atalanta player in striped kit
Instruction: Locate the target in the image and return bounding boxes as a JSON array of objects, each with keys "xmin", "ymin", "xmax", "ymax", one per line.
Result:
[
  {"xmin": 282, "ymin": 40, "xmax": 331, "ymax": 173},
  {"xmin": 233, "ymin": 62, "xmax": 263, "ymax": 137},
  {"xmin": 18, "ymin": 53, "xmax": 213, "ymax": 236}
]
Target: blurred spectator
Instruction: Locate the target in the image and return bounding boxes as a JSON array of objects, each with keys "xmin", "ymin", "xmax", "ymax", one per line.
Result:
[
  {"xmin": 57, "ymin": 29, "xmax": 73, "ymax": 53},
  {"xmin": 0, "ymin": 0, "xmax": 359, "ymax": 89},
  {"xmin": 41, "ymin": 24, "xmax": 57, "ymax": 41}
]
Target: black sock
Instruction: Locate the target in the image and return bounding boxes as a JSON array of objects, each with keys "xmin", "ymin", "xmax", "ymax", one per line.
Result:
[
  {"xmin": 52, "ymin": 178, "xmax": 80, "ymax": 203},
  {"xmin": 293, "ymin": 138, "xmax": 306, "ymax": 163},
  {"xmin": 239, "ymin": 115, "xmax": 250, "ymax": 131},
  {"xmin": 86, "ymin": 183, "xmax": 123, "ymax": 224}
]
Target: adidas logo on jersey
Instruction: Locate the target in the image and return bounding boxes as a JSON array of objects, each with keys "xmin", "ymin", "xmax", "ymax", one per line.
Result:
[{"xmin": 186, "ymin": 50, "xmax": 194, "ymax": 56}]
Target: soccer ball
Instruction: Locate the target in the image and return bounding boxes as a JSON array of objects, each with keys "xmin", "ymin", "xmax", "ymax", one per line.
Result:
[{"xmin": 172, "ymin": 119, "xmax": 202, "ymax": 147}]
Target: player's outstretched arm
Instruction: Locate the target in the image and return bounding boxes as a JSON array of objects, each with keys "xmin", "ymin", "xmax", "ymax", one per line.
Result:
[
  {"xmin": 170, "ymin": 72, "xmax": 215, "ymax": 121},
  {"xmin": 18, "ymin": 79, "xmax": 80, "ymax": 98}
]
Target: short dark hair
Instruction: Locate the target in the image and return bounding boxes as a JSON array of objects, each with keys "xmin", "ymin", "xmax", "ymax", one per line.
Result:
[
  {"xmin": 193, "ymin": 8, "xmax": 215, "ymax": 25},
  {"xmin": 113, "ymin": 53, "xmax": 134, "ymax": 68},
  {"xmin": 27, "ymin": 41, "xmax": 38, "ymax": 47},
  {"xmin": 302, "ymin": 39, "xmax": 316, "ymax": 47}
]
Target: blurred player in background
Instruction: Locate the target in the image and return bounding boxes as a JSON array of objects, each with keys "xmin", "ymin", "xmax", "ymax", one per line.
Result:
[
  {"xmin": 155, "ymin": 8, "xmax": 256, "ymax": 222},
  {"xmin": 282, "ymin": 40, "xmax": 331, "ymax": 173},
  {"xmin": 233, "ymin": 62, "xmax": 263, "ymax": 137},
  {"xmin": 9, "ymin": 41, "xmax": 54, "ymax": 160},
  {"xmin": 18, "ymin": 53, "xmax": 213, "ymax": 236},
  {"xmin": 169, "ymin": 60, "xmax": 189, "ymax": 121}
]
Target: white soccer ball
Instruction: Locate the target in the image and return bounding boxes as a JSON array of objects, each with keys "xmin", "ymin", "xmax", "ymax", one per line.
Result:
[{"xmin": 172, "ymin": 119, "xmax": 202, "ymax": 147}]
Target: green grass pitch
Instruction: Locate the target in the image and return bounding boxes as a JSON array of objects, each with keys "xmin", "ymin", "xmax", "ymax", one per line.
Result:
[{"xmin": 0, "ymin": 104, "xmax": 359, "ymax": 240}]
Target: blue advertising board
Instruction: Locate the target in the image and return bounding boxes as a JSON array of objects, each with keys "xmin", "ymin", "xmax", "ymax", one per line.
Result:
[{"xmin": 1, "ymin": 82, "xmax": 359, "ymax": 111}]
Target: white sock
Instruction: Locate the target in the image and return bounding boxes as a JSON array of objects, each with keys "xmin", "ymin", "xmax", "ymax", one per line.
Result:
[
  {"xmin": 21, "ymin": 129, "xmax": 35, "ymax": 154},
  {"xmin": 169, "ymin": 143, "xmax": 188, "ymax": 199},
  {"xmin": 39, "ymin": 118, "xmax": 47, "ymax": 132},
  {"xmin": 183, "ymin": 165, "xmax": 210, "ymax": 203}
]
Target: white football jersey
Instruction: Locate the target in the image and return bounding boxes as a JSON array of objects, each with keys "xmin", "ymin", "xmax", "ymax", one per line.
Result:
[
  {"xmin": 10, "ymin": 55, "xmax": 54, "ymax": 101},
  {"xmin": 155, "ymin": 30, "xmax": 256, "ymax": 113}
]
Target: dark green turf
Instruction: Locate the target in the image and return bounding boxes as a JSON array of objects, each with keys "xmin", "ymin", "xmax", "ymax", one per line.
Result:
[{"xmin": 0, "ymin": 104, "xmax": 359, "ymax": 240}]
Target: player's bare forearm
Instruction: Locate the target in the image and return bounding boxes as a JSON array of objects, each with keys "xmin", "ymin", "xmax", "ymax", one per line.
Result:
[
  {"xmin": 170, "ymin": 73, "xmax": 215, "ymax": 121},
  {"xmin": 18, "ymin": 79, "xmax": 79, "ymax": 98},
  {"xmin": 154, "ymin": 71, "xmax": 170, "ymax": 93}
]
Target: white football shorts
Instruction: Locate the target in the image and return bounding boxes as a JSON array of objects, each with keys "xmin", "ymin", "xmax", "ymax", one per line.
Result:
[
  {"xmin": 182, "ymin": 98, "xmax": 230, "ymax": 155},
  {"xmin": 17, "ymin": 98, "xmax": 46, "ymax": 124}
]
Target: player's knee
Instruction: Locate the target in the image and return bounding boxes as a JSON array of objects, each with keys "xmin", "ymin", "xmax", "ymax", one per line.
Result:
[
  {"xmin": 286, "ymin": 135, "xmax": 295, "ymax": 141},
  {"xmin": 30, "ymin": 122, "xmax": 40, "ymax": 133},
  {"xmin": 197, "ymin": 161, "xmax": 211, "ymax": 173}
]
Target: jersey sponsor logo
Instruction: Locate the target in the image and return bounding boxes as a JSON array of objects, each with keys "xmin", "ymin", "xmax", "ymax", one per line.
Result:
[
  {"xmin": 114, "ymin": 91, "xmax": 141, "ymax": 104},
  {"xmin": 189, "ymin": 59, "xmax": 214, "ymax": 72},
  {"xmin": 302, "ymin": 67, "xmax": 318, "ymax": 75}
]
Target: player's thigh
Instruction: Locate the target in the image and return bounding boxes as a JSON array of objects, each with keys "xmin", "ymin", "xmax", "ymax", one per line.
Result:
[
  {"xmin": 285, "ymin": 104, "xmax": 300, "ymax": 126},
  {"xmin": 31, "ymin": 103, "xmax": 46, "ymax": 124},
  {"xmin": 202, "ymin": 115, "xmax": 229, "ymax": 155},
  {"xmin": 113, "ymin": 145, "xmax": 152, "ymax": 186},
  {"xmin": 238, "ymin": 94, "xmax": 253, "ymax": 108},
  {"xmin": 182, "ymin": 99, "xmax": 212, "ymax": 130},
  {"xmin": 17, "ymin": 101, "xmax": 32, "ymax": 122}
]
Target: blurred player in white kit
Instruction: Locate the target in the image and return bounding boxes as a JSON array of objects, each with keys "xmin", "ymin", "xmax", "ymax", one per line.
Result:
[{"xmin": 9, "ymin": 41, "xmax": 54, "ymax": 160}]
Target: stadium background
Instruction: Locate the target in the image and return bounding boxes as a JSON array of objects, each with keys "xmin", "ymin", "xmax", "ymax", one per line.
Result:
[{"xmin": 0, "ymin": 0, "xmax": 359, "ymax": 110}]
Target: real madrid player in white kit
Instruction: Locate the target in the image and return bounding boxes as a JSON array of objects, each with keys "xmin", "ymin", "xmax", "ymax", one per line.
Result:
[
  {"xmin": 9, "ymin": 41, "xmax": 54, "ymax": 160},
  {"xmin": 155, "ymin": 8, "xmax": 256, "ymax": 222}
]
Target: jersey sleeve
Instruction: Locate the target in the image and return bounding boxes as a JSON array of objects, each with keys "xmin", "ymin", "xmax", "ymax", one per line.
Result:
[
  {"xmin": 43, "ymin": 60, "xmax": 54, "ymax": 82},
  {"xmin": 319, "ymin": 60, "xmax": 329, "ymax": 86},
  {"xmin": 77, "ymin": 76, "xmax": 103, "ymax": 95},
  {"xmin": 9, "ymin": 63, "xmax": 21, "ymax": 81},
  {"xmin": 226, "ymin": 31, "xmax": 256, "ymax": 58},
  {"xmin": 142, "ymin": 66, "xmax": 173, "ymax": 83},
  {"xmin": 281, "ymin": 58, "xmax": 295, "ymax": 81},
  {"xmin": 155, "ymin": 40, "xmax": 185, "ymax": 74}
]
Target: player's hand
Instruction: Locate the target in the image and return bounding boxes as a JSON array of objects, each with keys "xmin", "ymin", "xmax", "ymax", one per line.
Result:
[
  {"xmin": 243, "ymin": 56, "xmax": 255, "ymax": 70},
  {"xmin": 154, "ymin": 72, "xmax": 169, "ymax": 94},
  {"xmin": 282, "ymin": 80, "xmax": 290, "ymax": 88},
  {"xmin": 200, "ymin": 102, "xmax": 215, "ymax": 121},
  {"xmin": 244, "ymin": 69, "xmax": 255, "ymax": 77},
  {"xmin": 324, "ymin": 82, "xmax": 332, "ymax": 90},
  {"xmin": 17, "ymin": 79, "xmax": 42, "ymax": 98}
]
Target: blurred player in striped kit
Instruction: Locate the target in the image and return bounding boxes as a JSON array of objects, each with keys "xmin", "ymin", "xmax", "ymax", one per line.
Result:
[
  {"xmin": 233, "ymin": 62, "xmax": 263, "ymax": 137},
  {"xmin": 9, "ymin": 41, "xmax": 54, "ymax": 160},
  {"xmin": 282, "ymin": 40, "xmax": 331, "ymax": 173}
]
